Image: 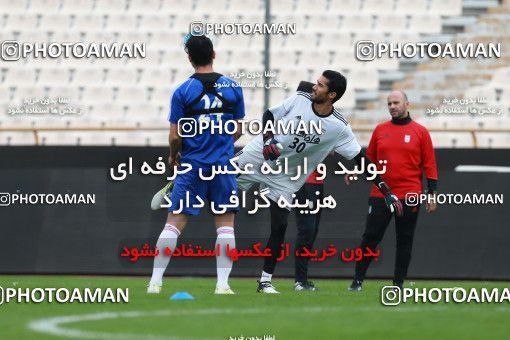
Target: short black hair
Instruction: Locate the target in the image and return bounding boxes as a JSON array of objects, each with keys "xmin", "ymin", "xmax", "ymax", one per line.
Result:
[
  {"xmin": 322, "ymin": 70, "xmax": 347, "ymax": 103},
  {"xmin": 185, "ymin": 35, "xmax": 214, "ymax": 66}
]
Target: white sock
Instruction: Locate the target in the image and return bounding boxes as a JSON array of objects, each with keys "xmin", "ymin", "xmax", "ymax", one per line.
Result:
[
  {"xmin": 215, "ymin": 226, "xmax": 235, "ymax": 289},
  {"xmin": 149, "ymin": 224, "xmax": 180, "ymax": 286},
  {"xmin": 261, "ymin": 271, "xmax": 272, "ymax": 283}
]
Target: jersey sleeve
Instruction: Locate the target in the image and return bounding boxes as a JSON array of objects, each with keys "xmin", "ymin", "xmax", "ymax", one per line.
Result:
[
  {"xmin": 168, "ymin": 86, "xmax": 185, "ymax": 124},
  {"xmin": 268, "ymin": 94, "xmax": 299, "ymax": 120},
  {"xmin": 232, "ymin": 85, "xmax": 245, "ymax": 120},
  {"xmin": 334, "ymin": 124, "xmax": 362, "ymax": 160},
  {"xmin": 366, "ymin": 125, "xmax": 379, "ymax": 162},
  {"xmin": 421, "ymin": 127, "xmax": 438, "ymax": 180}
]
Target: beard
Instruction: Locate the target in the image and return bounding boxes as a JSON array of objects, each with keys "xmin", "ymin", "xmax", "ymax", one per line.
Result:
[{"xmin": 311, "ymin": 95, "xmax": 326, "ymax": 104}]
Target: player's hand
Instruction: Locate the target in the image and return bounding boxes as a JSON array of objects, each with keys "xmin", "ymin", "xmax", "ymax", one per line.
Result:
[
  {"xmin": 384, "ymin": 192, "xmax": 404, "ymax": 217},
  {"xmin": 425, "ymin": 194, "xmax": 437, "ymax": 213},
  {"xmin": 168, "ymin": 152, "xmax": 181, "ymax": 168},
  {"xmin": 263, "ymin": 138, "xmax": 282, "ymax": 161}
]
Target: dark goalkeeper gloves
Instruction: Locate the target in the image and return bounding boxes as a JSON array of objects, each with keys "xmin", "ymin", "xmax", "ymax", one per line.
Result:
[
  {"xmin": 262, "ymin": 133, "xmax": 283, "ymax": 161},
  {"xmin": 378, "ymin": 181, "xmax": 404, "ymax": 217}
]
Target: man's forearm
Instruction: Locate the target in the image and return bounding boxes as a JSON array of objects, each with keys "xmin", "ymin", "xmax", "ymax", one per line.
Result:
[
  {"xmin": 234, "ymin": 120, "xmax": 243, "ymax": 141},
  {"xmin": 353, "ymin": 150, "xmax": 391, "ymax": 195},
  {"xmin": 262, "ymin": 109, "xmax": 275, "ymax": 138},
  {"xmin": 169, "ymin": 135, "xmax": 181, "ymax": 160}
]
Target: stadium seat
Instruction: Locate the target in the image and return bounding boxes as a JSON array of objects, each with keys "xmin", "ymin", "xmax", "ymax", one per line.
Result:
[
  {"xmin": 60, "ymin": 0, "xmax": 94, "ymax": 14},
  {"xmin": 115, "ymin": 87, "xmax": 149, "ymax": 103},
  {"xmin": 128, "ymin": 103, "xmax": 162, "ymax": 116},
  {"xmin": 72, "ymin": 68, "xmax": 105, "ymax": 86},
  {"xmin": 47, "ymin": 87, "xmax": 81, "ymax": 103},
  {"xmin": 464, "ymin": 86, "xmax": 497, "ymax": 103},
  {"xmin": 295, "ymin": 0, "xmax": 328, "ymax": 13},
  {"xmin": 229, "ymin": 0, "xmax": 264, "ymax": 15},
  {"xmin": 171, "ymin": 14, "xmax": 206, "ymax": 33},
  {"xmin": 271, "ymin": 51, "xmax": 298, "ymax": 69},
  {"xmin": 151, "ymin": 88, "xmax": 172, "ymax": 105},
  {"xmin": 362, "ymin": 0, "xmax": 395, "ymax": 15},
  {"xmin": 277, "ymin": 68, "xmax": 312, "ymax": 88},
  {"xmin": 231, "ymin": 50, "xmax": 264, "ymax": 69},
  {"xmin": 28, "ymin": 0, "xmax": 61, "ymax": 14},
  {"xmin": 306, "ymin": 15, "xmax": 342, "ymax": 32},
  {"xmin": 319, "ymin": 32, "xmax": 353, "ymax": 50},
  {"xmin": 298, "ymin": 50, "xmax": 333, "ymax": 67},
  {"xmin": 341, "ymin": 15, "xmax": 374, "ymax": 32},
  {"xmin": 37, "ymin": 68, "xmax": 71, "ymax": 86},
  {"xmin": 110, "ymin": 132, "xmax": 153, "ymax": 146},
  {"xmin": 328, "ymin": 0, "xmax": 362, "ymax": 15},
  {"xmin": 0, "ymin": 87, "xmax": 10, "ymax": 104},
  {"xmin": 490, "ymin": 67, "xmax": 510, "ymax": 88},
  {"xmin": 39, "ymin": 14, "xmax": 72, "ymax": 31},
  {"xmin": 90, "ymin": 103, "xmax": 127, "ymax": 118},
  {"xmin": 4, "ymin": 14, "xmax": 40, "ymax": 31},
  {"xmin": 106, "ymin": 68, "xmax": 139, "ymax": 86},
  {"xmin": 117, "ymin": 31, "xmax": 150, "ymax": 45},
  {"xmin": 172, "ymin": 67, "xmax": 196, "ymax": 83},
  {"xmin": 376, "ymin": 15, "xmax": 408, "ymax": 32},
  {"xmin": 17, "ymin": 31, "xmax": 50, "ymax": 44},
  {"xmin": 1, "ymin": 0, "xmax": 27, "ymax": 14},
  {"xmin": 476, "ymin": 132, "xmax": 510, "ymax": 148},
  {"xmin": 161, "ymin": 0, "xmax": 195, "ymax": 14},
  {"xmin": 81, "ymin": 87, "xmax": 114, "ymax": 104},
  {"xmin": 139, "ymin": 68, "xmax": 173, "ymax": 87},
  {"xmin": 268, "ymin": 88, "xmax": 291, "ymax": 107},
  {"xmin": 193, "ymin": 0, "xmax": 228, "ymax": 15},
  {"xmin": 73, "ymin": 14, "xmax": 105, "ymax": 31},
  {"xmin": 148, "ymin": 32, "xmax": 183, "ymax": 49},
  {"xmin": 271, "ymin": 33, "xmax": 318, "ymax": 50},
  {"xmin": 146, "ymin": 131, "xmax": 172, "ymax": 146},
  {"xmin": 0, "ymin": 114, "xmax": 35, "ymax": 128},
  {"xmin": 128, "ymin": 0, "xmax": 161, "ymax": 14},
  {"xmin": 139, "ymin": 15, "xmax": 173, "ymax": 32},
  {"xmin": 338, "ymin": 87, "xmax": 356, "ymax": 109},
  {"xmin": 388, "ymin": 32, "xmax": 421, "ymax": 44},
  {"xmin": 14, "ymin": 87, "xmax": 48, "ymax": 102},
  {"xmin": 3, "ymin": 68, "xmax": 38, "ymax": 87},
  {"xmin": 51, "ymin": 31, "xmax": 86, "ymax": 43},
  {"xmin": 217, "ymin": 34, "xmax": 262, "ymax": 51},
  {"xmin": 242, "ymin": 87, "xmax": 264, "ymax": 106},
  {"xmin": 496, "ymin": 89, "xmax": 510, "ymax": 106},
  {"xmin": 0, "ymin": 132, "xmax": 36, "ymax": 145},
  {"xmin": 77, "ymin": 132, "xmax": 120, "ymax": 145},
  {"xmin": 347, "ymin": 68, "xmax": 379, "ymax": 90},
  {"xmin": 429, "ymin": 0, "xmax": 462, "ymax": 16},
  {"xmin": 106, "ymin": 14, "xmax": 138, "ymax": 31},
  {"xmin": 272, "ymin": 0, "xmax": 296, "ymax": 14},
  {"xmin": 395, "ymin": 0, "xmax": 428, "ymax": 15},
  {"xmin": 237, "ymin": 14, "xmax": 265, "ymax": 24},
  {"xmin": 94, "ymin": 0, "xmax": 128, "ymax": 14},
  {"xmin": 410, "ymin": 15, "xmax": 442, "ymax": 33}
]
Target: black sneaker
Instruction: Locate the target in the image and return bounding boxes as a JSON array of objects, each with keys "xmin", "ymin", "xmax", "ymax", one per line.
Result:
[
  {"xmin": 257, "ymin": 280, "xmax": 280, "ymax": 294},
  {"xmin": 295, "ymin": 281, "xmax": 319, "ymax": 291},
  {"xmin": 348, "ymin": 280, "xmax": 363, "ymax": 292},
  {"xmin": 392, "ymin": 281, "xmax": 403, "ymax": 290}
]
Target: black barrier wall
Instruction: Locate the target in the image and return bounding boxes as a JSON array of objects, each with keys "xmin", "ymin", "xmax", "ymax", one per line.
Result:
[{"xmin": 0, "ymin": 147, "xmax": 509, "ymax": 280}]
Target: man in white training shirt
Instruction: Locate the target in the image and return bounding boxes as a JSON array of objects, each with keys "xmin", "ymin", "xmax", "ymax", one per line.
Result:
[{"xmin": 236, "ymin": 70, "xmax": 404, "ymax": 293}]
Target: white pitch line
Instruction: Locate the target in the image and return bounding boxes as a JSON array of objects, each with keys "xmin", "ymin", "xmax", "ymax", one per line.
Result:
[
  {"xmin": 455, "ymin": 165, "xmax": 510, "ymax": 173},
  {"xmin": 28, "ymin": 305, "xmax": 452, "ymax": 339}
]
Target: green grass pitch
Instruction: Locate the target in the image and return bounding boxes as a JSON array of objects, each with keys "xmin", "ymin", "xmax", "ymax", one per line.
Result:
[{"xmin": 0, "ymin": 276, "xmax": 509, "ymax": 339}]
